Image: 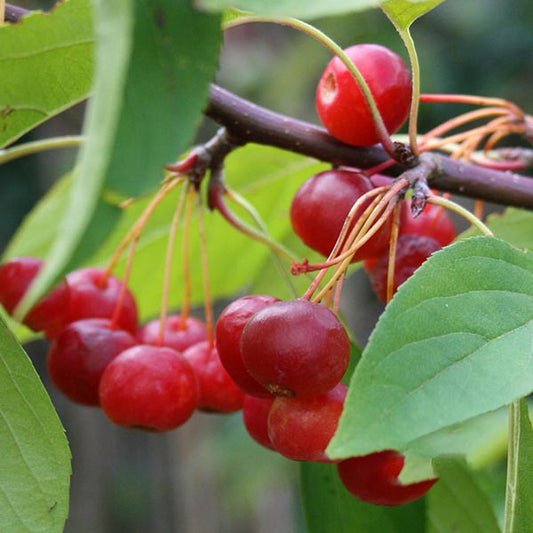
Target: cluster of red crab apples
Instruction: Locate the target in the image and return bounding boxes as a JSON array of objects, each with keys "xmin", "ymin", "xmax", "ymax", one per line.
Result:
[
  {"xmin": 0, "ymin": 42, "xmax": 456, "ymax": 506},
  {"xmin": 0, "ymin": 252, "xmax": 439, "ymax": 506}
]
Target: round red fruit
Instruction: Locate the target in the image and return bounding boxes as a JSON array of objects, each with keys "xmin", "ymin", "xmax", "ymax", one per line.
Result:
[
  {"xmin": 63, "ymin": 268, "xmax": 138, "ymax": 335},
  {"xmin": 366, "ymin": 234, "xmax": 441, "ymax": 302},
  {"xmin": 0, "ymin": 257, "xmax": 69, "ymax": 336},
  {"xmin": 242, "ymin": 395, "xmax": 276, "ymax": 451},
  {"xmin": 241, "ymin": 299, "xmax": 350, "ymax": 398},
  {"xmin": 290, "ymin": 169, "xmax": 391, "ymax": 262},
  {"xmin": 268, "ymin": 383, "xmax": 347, "ymax": 462},
  {"xmin": 99, "ymin": 345, "xmax": 198, "ymax": 431},
  {"xmin": 215, "ymin": 295, "xmax": 280, "ymax": 398},
  {"xmin": 137, "ymin": 314, "xmax": 208, "ymax": 353},
  {"xmin": 47, "ymin": 318, "xmax": 137, "ymax": 406},
  {"xmin": 182, "ymin": 340, "xmax": 244, "ymax": 413},
  {"xmin": 337, "ymin": 450, "xmax": 438, "ymax": 506},
  {"xmin": 316, "ymin": 43, "xmax": 412, "ymax": 146}
]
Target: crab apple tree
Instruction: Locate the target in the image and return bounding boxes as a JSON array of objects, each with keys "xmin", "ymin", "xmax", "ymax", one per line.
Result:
[{"xmin": 1, "ymin": 1, "xmax": 533, "ymax": 533}]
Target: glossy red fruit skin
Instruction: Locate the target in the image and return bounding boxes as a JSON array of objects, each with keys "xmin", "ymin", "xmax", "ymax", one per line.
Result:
[
  {"xmin": 316, "ymin": 43, "xmax": 412, "ymax": 146},
  {"xmin": 366, "ymin": 234, "xmax": 442, "ymax": 302},
  {"xmin": 242, "ymin": 395, "xmax": 276, "ymax": 451},
  {"xmin": 137, "ymin": 314, "xmax": 208, "ymax": 353},
  {"xmin": 241, "ymin": 299, "xmax": 350, "ymax": 398},
  {"xmin": 290, "ymin": 170, "xmax": 392, "ymax": 262},
  {"xmin": 215, "ymin": 295, "xmax": 280, "ymax": 398},
  {"xmin": 337, "ymin": 450, "xmax": 438, "ymax": 506},
  {"xmin": 63, "ymin": 268, "xmax": 138, "ymax": 335},
  {"xmin": 99, "ymin": 345, "xmax": 198, "ymax": 431},
  {"xmin": 0, "ymin": 257, "xmax": 70, "ymax": 335},
  {"xmin": 47, "ymin": 318, "xmax": 137, "ymax": 406},
  {"xmin": 268, "ymin": 383, "xmax": 347, "ymax": 462},
  {"xmin": 182, "ymin": 340, "xmax": 244, "ymax": 413},
  {"xmin": 400, "ymin": 200, "xmax": 456, "ymax": 247}
]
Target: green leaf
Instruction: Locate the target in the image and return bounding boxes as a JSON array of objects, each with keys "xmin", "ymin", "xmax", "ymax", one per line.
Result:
[
  {"xmin": 97, "ymin": 1, "xmax": 223, "ymax": 196},
  {"xmin": 14, "ymin": 0, "xmax": 223, "ymax": 320},
  {"xmin": 197, "ymin": 0, "xmax": 383, "ymax": 20},
  {"xmin": 381, "ymin": 0, "xmax": 445, "ymax": 28},
  {"xmin": 461, "ymin": 208, "xmax": 533, "ymax": 250},
  {"xmin": 0, "ymin": 0, "xmax": 94, "ymax": 148},
  {"xmin": 329, "ymin": 237, "xmax": 533, "ymax": 458},
  {"xmin": 427, "ymin": 456, "xmax": 501, "ymax": 533},
  {"xmin": 0, "ymin": 316, "xmax": 71, "ymax": 533},
  {"xmin": 408, "ymin": 408, "xmax": 508, "ymax": 471},
  {"xmin": 504, "ymin": 400, "xmax": 533, "ymax": 533},
  {"xmin": 301, "ymin": 461, "xmax": 426, "ymax": 533}
]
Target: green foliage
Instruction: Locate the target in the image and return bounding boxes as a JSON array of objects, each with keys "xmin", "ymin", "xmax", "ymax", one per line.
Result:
[
  {"xmin": 427, "ymin": 457, "xmax": 501, "ymax": 533},
  {"xmin": 0, "ymin": 316, "xmax": 70, "ymax": 533},
  {"xmin": 301, "ymin": 461, "xmax": 426, "ymax": 533},
  {"xmin": 461, "ymin": 208, "xmax": 533, "ymax": 250},
  {"xmin": 329, "ymin": 237, "xmax": 533, "ymax": 458},
  {"xmin": 197, "ymin": 0, "xmax": 383, "ymax": 20},
  {"xmin": 382, "ymin": 0, "xmax": 445, "ymax": 27},
  {"xmin": 13, "ymin": 0, "xmax": 223, "ymax": 322},
  {"xmin": 504, "ymin": 400, "xmax": 533, "ymax": 533},
  {"xmin": 0, "ymin": 0, "xmax": 94, "ymax": 148}
]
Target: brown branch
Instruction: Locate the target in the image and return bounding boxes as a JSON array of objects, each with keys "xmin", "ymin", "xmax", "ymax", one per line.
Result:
[
  {"xmin": 4, "ymin": 3, "xmax": 29, "ymax": 22},
  {"xmin": 206, "ymin": 85, "xmax": 533, "ymax": 210},
  {"xmin": 6, "ymin": 3, "xmax": 533, "ymax": 209}
]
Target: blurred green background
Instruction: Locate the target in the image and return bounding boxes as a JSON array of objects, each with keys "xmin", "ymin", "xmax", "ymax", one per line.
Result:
[{"xmin": 1, "ymin": 1, "xmax": 532, "ymax": 531}]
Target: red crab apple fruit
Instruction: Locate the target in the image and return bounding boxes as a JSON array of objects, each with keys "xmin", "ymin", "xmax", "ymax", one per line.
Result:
[
  {"xmin": 47, "ymin": 318, "xmax": 137, "ymax": 406},
  {"xmin": 99, "ymin": 345, "xmax": 198, "ymax": 431},
  {"xmin": 241, "ymin": 299, "xmax": 350, "ymax": 398},
  {"xmin": 337, "ymin": 450, "xmax": 438, "ymax": 506},
  {"xmin": 316, "ymin": 43, "xmax": 412, "ymax": 146},
  {"xmin": 268, "ymin": 383, "xmax": 348, "ymax": 462},
  {"xmin": 215, "ymin": 294, "xmax": 280, "ymax": 398}
]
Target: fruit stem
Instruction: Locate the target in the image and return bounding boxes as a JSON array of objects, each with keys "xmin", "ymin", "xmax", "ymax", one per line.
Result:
[
  {"xmin": 210, "ymin": 181, "xmax": 304, "ymax": 268},
  {"xmin": 224, "ymin": 16, "xmax": 398, "ymax": 158},
  {"xmin": 180, "ymin": 184, "xmax": 197, "ymax": 326},
  {"xmin": 420, "ymin": 107, "xmax": 510, "ymax": 148},
  {"xmin": 421, "ymin": 115, "xmax": 516, "ymax": 153},
  {"xmin": 110, "ymin": 233, "xmax": 138, "ymax": 330},
  {"xmin": 224, "ymin": 186, "xmax": 301, "ymax": 298},
  {"xmin": 196, "ymin": 193, "xmax": 215, "ymax": 348},
  {"xmin": 104, "ymin": 177, "xmax": 184, "ymax": 280},
  {"xmin": 158, "ymin": 184, "xmax": 188, "ymax": 345},
  {"xmin": 427, "ymin": 195, "xmax": 494, "ymax": 237},
  {"xmin": 382, "ymin": 20, "xmax": 421, "ymax": 156},
  {"xmin": 298, "ymin": 188, "xmax": 386, "ymax": 296},
  {"xmin": 420, "ymin": 93, "xmax": 525, "ymax": 120},
  {"xmin": 385, "ymin": 203, "xmax": 402, "ymax": 303},
  {"xmin": 0, "ymin": 135, "xmax": 84, "ymax": 165}
]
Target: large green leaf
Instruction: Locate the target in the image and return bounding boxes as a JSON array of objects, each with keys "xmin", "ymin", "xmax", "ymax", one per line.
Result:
[
  {"xmin": 0, "ymin": 0, "xmax": 94, "ymax": 148},
  {"xmin": 301, "ymin": 462, "xmax": 426, "ymax": 533},
  {"xmin": 197, "ymin": 0, "xmax": 383, "ymax": 20},
  {"xmin": 0, "ymin": 316, "xmax": 71, "ymax": 533},
  {"xmin": 14, "ymin": 0, "xmax": 223, "ymax": 320},
  {"xmin": 504, "ymin": 400, "xmax": 533, "ymax": 533},
  {"xmin": 329, "ymin": 237, "xmax": 533, "ymax": 458},
  {"xmin": 427, "ymin": 457, "xmax": 501, "ymax": 533}
]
